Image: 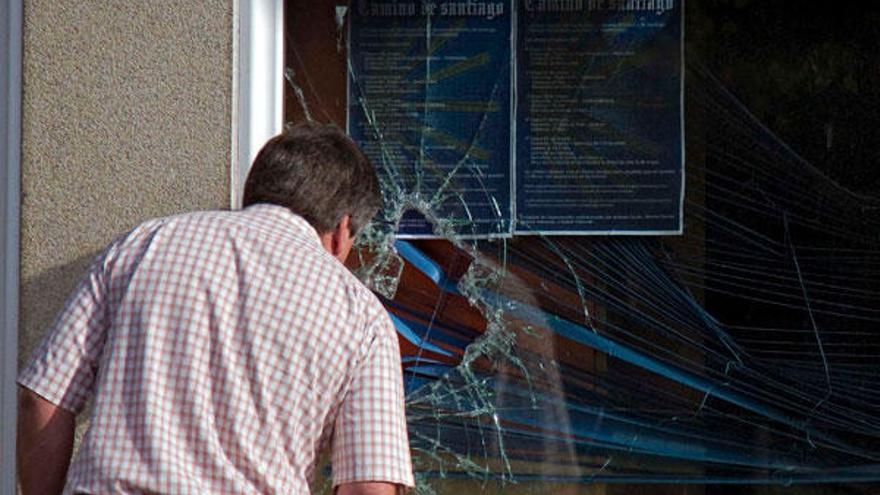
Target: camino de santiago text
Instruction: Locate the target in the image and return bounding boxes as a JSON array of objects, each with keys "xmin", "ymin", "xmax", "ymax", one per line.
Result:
[
  {"xmin": 358, "ymin": 1, "xmax": 506, "ymax": 20},
  {"xmin": 356, "ymin": 1, "xmax": 673, "ymax": 20},
  {"xmin": 525, "ymin": 0, "xmax": 673, "ymax": 14}
]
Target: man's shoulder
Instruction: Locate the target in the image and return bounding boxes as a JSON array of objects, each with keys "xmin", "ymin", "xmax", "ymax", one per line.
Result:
[
  {"xmin": 112, "ymin": 207, "xmax": 383, "ymax": 305},
  {"xmin": 124, "ymin": 208, "xmax": 270, "ymax": 242},
  {"xmin": 98, "ymin": 209, "xmax": 243, "ymax": 264},
  {"xmin": 123, "ymin": 208, "xmax": 232, "ymax": 233}
]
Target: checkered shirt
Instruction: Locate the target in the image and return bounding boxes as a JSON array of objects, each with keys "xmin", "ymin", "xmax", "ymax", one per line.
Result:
[{"xmin": 19, "ymin": 204, "xmax": 414, "ymax": 494}]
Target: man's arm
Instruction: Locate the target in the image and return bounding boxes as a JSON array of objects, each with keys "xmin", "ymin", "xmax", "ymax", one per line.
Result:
[
  {"xmin": 17, "ymin": 386, "xmax": 76, "ymax": 495},
  {"xmin": 336, "ymin": 481, "xmax": 404, "ymax": 495},
  {"xmin": 330, "ymin": 311, "xmax": 414, "ymax": 492}
]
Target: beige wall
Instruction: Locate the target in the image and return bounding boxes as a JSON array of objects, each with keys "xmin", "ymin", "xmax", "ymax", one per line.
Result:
[{"xmin": 18, "ymin": 0, "xmax": 234, "ymax": 366}]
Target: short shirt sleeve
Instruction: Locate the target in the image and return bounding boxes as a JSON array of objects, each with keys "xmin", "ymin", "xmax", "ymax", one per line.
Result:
[
  {"xmin": 18, "ymin": 251, "xmax": 112, "ymax": 414},
  {"xmin": 331, "ymin": 310, "xmax": 414, "ymax": 489}
]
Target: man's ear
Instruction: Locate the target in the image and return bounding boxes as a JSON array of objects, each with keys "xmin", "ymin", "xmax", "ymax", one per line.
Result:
[{"xmin": 320, "ymin": 215, "xmax": 354, "ymax": 262}]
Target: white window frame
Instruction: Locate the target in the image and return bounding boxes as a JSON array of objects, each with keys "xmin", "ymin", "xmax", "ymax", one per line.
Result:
[
  {"xmin": 0, "ymin": 0, "xmax": 22, "ymax": 493},
  {"xmin": 231, "ymin": 0, "xmax": 285, "ymax": 208}
]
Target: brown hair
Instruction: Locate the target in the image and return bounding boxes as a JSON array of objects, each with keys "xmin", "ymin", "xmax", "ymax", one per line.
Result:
[{"xmin": 242, "ymin": 124, "xmax": 382, "ymax": 235}]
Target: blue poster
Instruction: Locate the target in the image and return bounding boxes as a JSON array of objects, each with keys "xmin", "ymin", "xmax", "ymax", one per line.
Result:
[
  {"xmin": 515, "ymin": 0, "xmax": 683, "ymax": 234},
  {"xmin": 349, "ymin": 0, "xmax": 684, "ymax": 237},
  {"xmin": 348, "ymin": 1, "xmax": 513, "ymax": 238}
]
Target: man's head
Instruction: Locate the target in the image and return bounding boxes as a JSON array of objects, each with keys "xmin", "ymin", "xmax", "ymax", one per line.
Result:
[{"xmin": 242, "ymin": 124, "xmax": 382, "ymax": 261}]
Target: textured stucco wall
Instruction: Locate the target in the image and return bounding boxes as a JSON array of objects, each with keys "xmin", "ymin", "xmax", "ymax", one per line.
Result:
[{"xmin": 19, "ymin": 1, "xmax": 234, "ymax": 367}]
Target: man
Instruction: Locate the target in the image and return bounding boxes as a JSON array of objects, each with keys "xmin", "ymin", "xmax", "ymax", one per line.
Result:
[{"xmin": 17, "ymin": 124, "xmax": 414, "ymax": 494}]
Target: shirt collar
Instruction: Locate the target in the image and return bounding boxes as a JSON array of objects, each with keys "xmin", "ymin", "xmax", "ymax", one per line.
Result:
[{"xmin": 243, "ymin": 203, "xmax": 322, "ymax": 245}]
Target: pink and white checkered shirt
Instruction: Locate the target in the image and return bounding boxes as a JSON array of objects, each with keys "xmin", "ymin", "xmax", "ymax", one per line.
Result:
[{"xmin": 19, "ymin": 204, "xmax": 414, "ymax": 494}]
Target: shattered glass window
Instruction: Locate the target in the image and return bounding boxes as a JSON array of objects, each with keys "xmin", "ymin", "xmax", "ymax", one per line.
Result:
[{"xmin": 284, "ymin": 1, "xmax": 880, "ymax": 493}]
